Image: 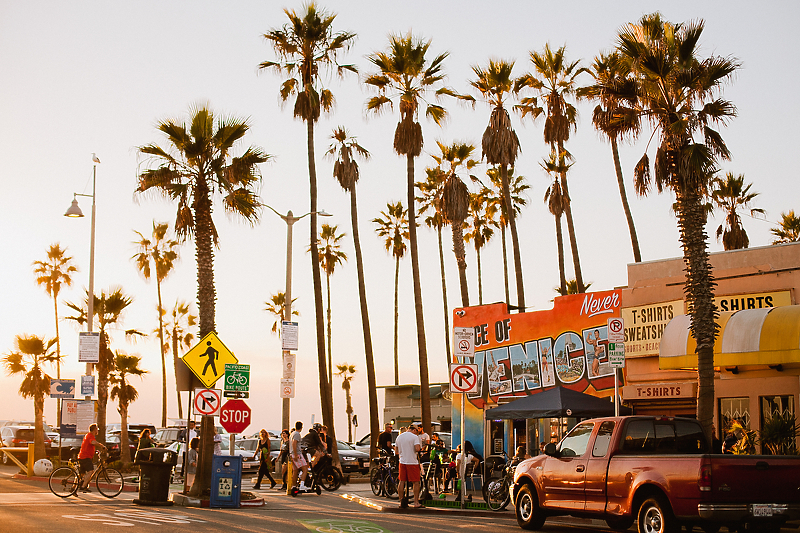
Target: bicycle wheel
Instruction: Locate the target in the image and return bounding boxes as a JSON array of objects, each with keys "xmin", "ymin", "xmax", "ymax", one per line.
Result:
[
  {"xmin": 484, "ymin": 478, "xmax": 510, "ymax": 511},
  {"xmin": 49, "ymin": 467, "xmax": 80, "ymax": 498},
  {"xmin": 384, "ymin": 476, "xmax": 398, "ymax": 499},
  {"xmin": 370, "ymin": 468, "xmax": 383, "ymax": 496},
  {"xmin": 96, "ymin": 467, "xmax": 124, "ymax": 497},
  {"xmin": 318, "ymin": 466, "xmax": 341, "ymax": 492}
]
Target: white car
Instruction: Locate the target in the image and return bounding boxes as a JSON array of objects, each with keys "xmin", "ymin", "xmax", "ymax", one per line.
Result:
[{"xmin": 166, "ymin": 439, "xmax": 260, "ymax": 473}]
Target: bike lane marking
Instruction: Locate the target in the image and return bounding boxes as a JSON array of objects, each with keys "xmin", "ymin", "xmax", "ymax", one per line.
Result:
[
  {"xmin": 299, "ymin": 518, "xmax": 390, "ymax": 533},
  {"xmin": 62, "ymin": 509, "xmax": 207, "ymax": 526}
]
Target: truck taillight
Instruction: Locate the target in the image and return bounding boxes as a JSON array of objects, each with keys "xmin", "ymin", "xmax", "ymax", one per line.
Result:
[{"xmin": 698, "ymin": 464, "xmax": 712, "ymax": 492}]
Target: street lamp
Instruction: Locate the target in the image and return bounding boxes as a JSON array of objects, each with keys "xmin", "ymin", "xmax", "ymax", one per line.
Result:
[
  {"xmin": 264, "ymin": 204, "xmax": 332, "ymax": 430},
  {"xmin": 65, "ymin": 155, "xmax": 99, "ymax": 400}
]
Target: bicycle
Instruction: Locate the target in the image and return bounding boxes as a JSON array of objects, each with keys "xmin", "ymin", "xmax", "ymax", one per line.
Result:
[
  {"xmin": 49, "ymin": 451, "xmax": 124, "ymax": 498},
  {"xmin": 369, "ymin": 451, "xmax": 398, "ymax": 499},
  {"xmin": 482, "ymin": 451, "xmax": 515, "ymax": 511}
]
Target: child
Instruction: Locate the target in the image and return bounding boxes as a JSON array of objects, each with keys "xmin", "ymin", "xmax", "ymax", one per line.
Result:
[{"xmin": 186, "ymin": 437, "xmax": 199, "ymax": 489}]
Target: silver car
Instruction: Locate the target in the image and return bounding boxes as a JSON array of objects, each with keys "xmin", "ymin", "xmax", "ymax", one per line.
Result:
[{"xmin": 166, "ymin": 438, "xmax": 260, "ymax": 473}]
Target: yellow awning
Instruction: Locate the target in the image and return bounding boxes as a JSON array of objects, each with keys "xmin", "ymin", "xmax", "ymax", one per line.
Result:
[{"xmin": 659, "ymin": 305, "xmax": 800, "ymax": 369}]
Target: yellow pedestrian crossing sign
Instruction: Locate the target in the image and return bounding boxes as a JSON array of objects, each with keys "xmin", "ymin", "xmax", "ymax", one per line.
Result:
[{"xmin": 181, "ymin": 332, "xmax": 238, "ymax": 388}]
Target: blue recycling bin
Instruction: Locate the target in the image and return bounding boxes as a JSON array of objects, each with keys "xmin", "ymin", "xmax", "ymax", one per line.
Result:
[{"xmin": 210, "ymin": 454, "xmax": 242, "ymax": 508}]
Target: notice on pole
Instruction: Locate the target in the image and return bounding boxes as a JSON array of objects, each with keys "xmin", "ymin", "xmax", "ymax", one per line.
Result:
[
  {"xmin": 608, "ymin": 342, "xmax": 626, "ymax": 368},
  {"xmin": 281, "ymin": 321, "xmax": 299, "ymax": 351},
  {"xmin": 76, "ymin": 400, "xmax": 96, "ymax": 433},
  {"xmin": 78, "ymin": 332, "xmax": 100, "ymax": 363},
  {"xmin": 453, "ymin": 327, "xmax": 474, "ymax": 359},
  {"xmin": 280, "ymin": 378, "xmax": 295, "ymax": 399},
  {"xmin": 283, "ymin": 353, "xmax": 296, "ymax": 379},
  {"xmin": 81, "ymin": 375, "xmax": 95, "ymax": 396}
]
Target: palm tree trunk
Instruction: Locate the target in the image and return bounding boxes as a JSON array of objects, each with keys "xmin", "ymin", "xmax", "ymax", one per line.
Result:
[
  {"xmin": 501, "ymin": 164, "xmax": 525, "ymax": 310},
  {"xmin": 156, "ymin": 278, "xmax": 167, "ymax": 428},
  {"xmin": 348, "ymin": 184, "xmax": 379, "ymax": 459},
  {"xmin": 406, "ymin": 152, "xmax": 431, "ymax": 435},
  {"xmin": 477, "ymin": 247, "xmax": 483, "ymax": 305},
  {"xmin": 53, "ymin": 294, "xmax": 61, "ymax": 429},
  {"xmin": 120, "ymin": 400, "xmax": 131, "ymax": 464},
  {"xmin": 307, "ymin": 119, "xmax": 338, "ymax": 466},
  {"xmin": 437, "ymin": 226, "xmax": 451, "ymax": 369},
  {"xmin": 34, "ymin": 393, "xmax": 45, "ymax": 461},
  {"xmin": 557, "ymin": 140, "xmax": 585, "ymax": 293},
  {"xmin": 611, "ymin": 137, "xmax": 641, "ymax": 263},
  {"xmin": 345, "ymin": 383, "xmax": 353, "ymax": 444},
  {"xmin": 393, "ymin": 255, "xmax": 400, "ymax": 386},
  {"xmin": 173, "ymin": 332, "xmax": 183, "ymax": 419},
  {"xmin": 555, "ymin": 214, "xmax": 567, "ymax": 296},
  {"xmin": 676, "ymin": 189, "xmax": 718, "ymax": 445},
  {"xmin": 326, "ymin": 272, "xmax": 332, "ymax": 388},
  {"xmin": 452, "ymin": 221, "xmax": 469, "ymax": 307},
  {"xmin": 500, "ymin": 224, "xmax": 510, "ymax": 306}
]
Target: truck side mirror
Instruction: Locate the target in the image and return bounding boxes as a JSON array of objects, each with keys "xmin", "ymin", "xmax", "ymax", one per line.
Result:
[{"xmin": 544, "ymin": 442, "xmax": 558, "ymax": 456}]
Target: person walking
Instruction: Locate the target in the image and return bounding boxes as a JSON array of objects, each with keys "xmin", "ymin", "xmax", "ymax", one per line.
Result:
[
  {"xmin": 290, "ymin": 421, "xmax": 309, "ymax": 491},
  {"xmin": 186, "ymin": 437, "xmax": 199, "ymax": 489},
  {"xmin": 394, "ymin": 424, "xmax": 423, "ymax": 508},
  {"xmin": 137, "ymin": 428, "xmax": 154, "ymax": 453},
  {"xmin": 276, "ymin": 429, "xmax": 289, "ymax": 490},
  {"xmin": 253, "ymin": 429, "xmax": 276, "ymax": 489}
]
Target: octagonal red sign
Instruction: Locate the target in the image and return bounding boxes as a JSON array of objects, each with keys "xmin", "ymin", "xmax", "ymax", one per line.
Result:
[{"xmin": 219, "ymin": 398, "xmax": 251, "ymax": 434}]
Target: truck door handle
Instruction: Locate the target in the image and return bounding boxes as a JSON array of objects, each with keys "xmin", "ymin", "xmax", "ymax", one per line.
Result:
[{"xmin": 576, "ymin": 465, "xmax": 585, "ymax": 472}]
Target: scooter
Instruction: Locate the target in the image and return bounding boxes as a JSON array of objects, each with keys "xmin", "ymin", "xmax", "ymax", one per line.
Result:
[{"xmin": 290, "ymin": 483, "xmax": 322, "ymax": 496}]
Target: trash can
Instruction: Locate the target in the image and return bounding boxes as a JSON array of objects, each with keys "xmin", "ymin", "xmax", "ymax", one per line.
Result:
[
  {"xmin": 133, "ymin": 447, "xmax": 177, "ymax": 506},
  {"xmin": 210, "ymin": 455, "xmax": 242, "ymax": 508}
]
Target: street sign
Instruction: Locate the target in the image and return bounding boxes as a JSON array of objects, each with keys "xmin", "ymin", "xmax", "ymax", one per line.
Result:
[
  {"xmin": 81, "ymin": 376, "xmax": 94, "ymax": 396},
  {"xmin": 608, "ymin": 342, "xmax": 626, "ymax": 368},
  {"xmin": 50, "ymin": 379, "xmax": 75, "ymax": 399},
  {"xmin": 181, "ymin": 332, "xmax": 238, "ymax": 388},
  {"xmin": 280, "ymin": 378, "xmax": 295, "ymax": 399},
  {"xmin": 223, "ymin": 390, "xmax": 249, "ymax": 399},
  {"xmin": 281, "ymin": 321, "xmax": 298, "ymax": 351},
  {"xmin": 193, "ymin": 388, "xmax": 222, "ymax": 416},
  {"xmin": 283, "ymin": 353, "xmax": 296, "ymax": 379},
  {"xmin": 78, "ymin": 332, "xmax": 100, "ymax": 363},
  {"xmin": 607, "ymin": 317, "xmax": 625, "ymax": 343},
  {"xmin": 449, "ymin": 364, "xmax": 479, "ymax": 394},
  {"xmin": 224, "ymin": 364, "xmax": 250, "ymax": 393},
  {"xmin": 219, "ymin": 399, "xmax": 251, "ymax": 434},
  {"xmin": 453, "ymin": 327, "xmax": 475, "ymax": 359}
]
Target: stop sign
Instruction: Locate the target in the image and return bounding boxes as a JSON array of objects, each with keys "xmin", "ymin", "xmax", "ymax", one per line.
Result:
[{"xmin": 219, "ymin": 399, "xmax": 251, "ymax": 434}]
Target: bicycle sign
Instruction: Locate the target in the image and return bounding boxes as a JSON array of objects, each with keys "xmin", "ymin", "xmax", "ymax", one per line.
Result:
[{"xmin": 223, "ymin": 363, "xmax": 249, "ymax": 394}]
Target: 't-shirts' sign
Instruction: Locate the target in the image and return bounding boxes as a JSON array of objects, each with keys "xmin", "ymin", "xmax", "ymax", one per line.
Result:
[{"xmin": 622, "ymin": 300, "xmax": 683, "ymax": 358}]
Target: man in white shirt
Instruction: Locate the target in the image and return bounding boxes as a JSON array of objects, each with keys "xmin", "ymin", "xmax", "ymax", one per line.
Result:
[
  {"xmin": 414, "ymin": 423, "xmax": 430, "ymax": 452},
  {"xmin": 394, "ymin": 424, "xmax": 422, "ymax": 508},
  {"xmin": 187, "ymin": 420, "xmax": 197, "ymax": 441}
]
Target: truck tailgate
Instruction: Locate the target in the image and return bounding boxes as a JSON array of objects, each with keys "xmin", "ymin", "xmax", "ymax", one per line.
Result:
[{"xmin": 708, "ymin": 455, "xmax": 800, "ymax": 504}]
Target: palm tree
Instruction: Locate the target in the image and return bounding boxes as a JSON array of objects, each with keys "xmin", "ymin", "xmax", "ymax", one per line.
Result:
[
  {"xmin": 326, "ymin": 127, "xmax": 380, "ymax": 458},
  {"xmin": 65, "ymin": 288, "xmax": 136, "ymax": 448},
  {"xmin": 335, "ymin": 363, "xmax": 356, "ymax": 444},
  {"xmin": 32, "ymin": 243, "xmax": 77, "ymax": 427},
  {"xmin": 542, "ymin": 149, "xmax": 574, "ymax": 296},
  {"xmin": 2, "ymin": 335, "xmax": 58, "ymax": 461},
  {"xmin": 517, "ymin": 43, "xmax": 588, "ymax": 293},
  {"xmin": 318, "ymin": 223, "xmax": 348, "ymax": 386},
  {"xmin": 260, "ymin": 4, "xmax": 356, "ymax": 448},
  {"xmin": 771, "ymin": 211, "xmax": 800, "ymax": 244},
  {"xmin": 132, "ymin": 221, "xmax": 180, "ymax": 428},
  {"xmin": 162, "ymin": 300, "xmax": 196, "ymax": 419},
  {"xmin": 366, "ymin": 33, "xmax": 471, "ymax": 435},
  {"xmin": 470, "ymin": 59, "xmax": 526, "ymax": 309},
  {"xmin": 416, "ymin": 167, "xmax": 451, "ymax": 368},
  {"xmin": 136, "ymin": 105, "xmax": 268, "ymax": 495},
  {"xmin": 264, "ymin": 292, "xmax": 299, "ymax": 336},
  {"xmin": 465, "ymin": 190, "xmax": 495, "ymax": 305},
  {"xmin": 109, "ymin": 351, "xmax": 147, "ymax": 465},
  {"xmin": 610, "ymin": 13, "xmax": 739, "ymax": 441},
  {"xmin": 372, "ymin": 202, "xmax": 409, "ymax": 386},
  {"xmin": 554, "ymin": 278, "xmax": 593, "ymax": 296},
  {"xmin": 580, "ymin": 52, "xmax": 643, "ymax": 262},
  {"xmin": 710, "ymin": 173, "xmax": 765, "ymax": 250}
]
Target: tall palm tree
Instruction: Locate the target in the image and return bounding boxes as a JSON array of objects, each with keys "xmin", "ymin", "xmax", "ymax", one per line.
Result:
[
  {"xmin": 771, "ymin": 211, "xmax": 800, "ymax": 244},
  {"xmin": 465, "ymin": 190, "xmax": 496, "ymax": 305},
  {"xmin": 326, "ymin": 127, "xmax": 380, "ymax": 458},
  {"xmin": 542, "ymin": 149, "xmax": 574, "ymax": 296},
  {"xmin": 162, "ymin": 300, "xmax": 196, "ymax": 419},
  {"xmin": 372, "ymin": 202, "xmax": 409, "ymax": 386},
  {"xmin": 261, "ymin": 4, "xmax": 356, "ymax": 448},
  {"xmin": 109, "ymin": 351, "xmax": 147, "ymax": 464},
  {"xmin": 264, "ymin": 292, "xmax": 299, "ymax": 336},
  {"xmin": 2, "ymin": 335, "xmax": 58, "ymax": 461},
  {"xmin": 335, "ymin": 363, "xmax": 356, "ymax": 444},
  {"xmin": 32, "ymin": 243, "xmax": 77, "ymax": 427},
  {"xmin": 470, "ymin": 59, "xmax": 526, "ymax": 309},
  {"xmin": 710, "ymin": 173, "xmax": 765, "ymax": 250},
  {"xmin": 318, "ymin": 223, "xmax": 348, "ymax": 386},
  {"xmin": 416, "ymin": 167, "xmax": 451, "ymax": 368},
  {"xmin": 136, "ymin": 105, "xmax": 268, "ymax": 495},
  {"xmin": 517, "ymin": 44, "xmax": 588, "ymax": 293},
  {"xmin": 65, "ymin": 288, "xmax": 136, "ymax": 444},
  {"xmin": 434, "ymin": 141, "xmax": 478, "ymax": 308},
  {"xmin": 580, "ymin": 52, "xmax": 643, "ymax": 262},
  {"xmin": 554, "ymin": 278, "xmax": 593, "ymax": 296},
  {"xmin": 132, "ymin": 221, "xmax": 180, "ymax": 428},
  {"xmin": 610, "ymin": 13, "xmax": 739, "ymax": 441},
  {"xmin": 366, "ymin": 33, "xmax": 471, "ymax": 434}
]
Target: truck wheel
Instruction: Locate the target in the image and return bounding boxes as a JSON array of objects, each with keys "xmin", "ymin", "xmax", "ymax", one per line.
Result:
[
  {"xmin": 515, "ymin": 484, "xmax": 546, "ymax": 530},
  {"xmin": 638, "ymin": 496, "xmax": 677, "ymax": 533},
  {"xmin": 606, "ymin": 516, "xmax": 635, "ymax": 531}
]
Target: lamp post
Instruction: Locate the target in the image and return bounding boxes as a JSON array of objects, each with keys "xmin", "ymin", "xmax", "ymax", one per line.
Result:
[
  {"xmin": 264, "ymin": 205, "xmax": 331, "ymax": 430},
  {"xmin": 65, "ymin": 155, "xmax": 99, "ymax": 400}
]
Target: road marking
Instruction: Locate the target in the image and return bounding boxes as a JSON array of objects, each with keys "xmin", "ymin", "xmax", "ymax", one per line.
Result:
[
  {"xmin": 62, "ymin": 510, "xmax": 206, "ymax": 526},
  {"xmin": 299, "ymin": 518, "xmax": 389, "ymax": 533}
]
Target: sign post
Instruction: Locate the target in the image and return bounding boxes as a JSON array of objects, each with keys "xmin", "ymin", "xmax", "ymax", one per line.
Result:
[
  {"xmin": 607, "ymin": 318, "xmax": 625, "ymax": 416},
  {"xmin": 450, "ymin": 362, "xmax": 478, "ymax": 509}
]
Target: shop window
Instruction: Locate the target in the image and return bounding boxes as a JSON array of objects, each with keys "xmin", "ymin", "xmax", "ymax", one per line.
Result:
[
  {"xmin": 719, "ymin": 397, "xmax": 750, "ymax": 432},
  {"xmin": 761, "ymin": 395, "xmax": 794, "ymax": 421}
]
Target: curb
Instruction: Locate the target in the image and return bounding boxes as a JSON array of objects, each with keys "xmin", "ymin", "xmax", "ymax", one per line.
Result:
[{"xmin": 339, "ymin": 493, "xmax": 502, "ymax": 518}]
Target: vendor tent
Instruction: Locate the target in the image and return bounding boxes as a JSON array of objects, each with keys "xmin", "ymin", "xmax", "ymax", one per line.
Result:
[{"xmin": 484, "ymin": 386, "xmax": 630, "ymax": 420}]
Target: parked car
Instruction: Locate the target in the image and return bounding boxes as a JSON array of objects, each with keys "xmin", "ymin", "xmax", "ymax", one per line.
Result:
[
  {"xmin": 336, "ymin": 440, "xmax": 370, "ymax": 474},
  {"xmin": 353, "ymin": 430, "xmax": 451, "ymax": 455},
  {"xmin": 106, "ymin": 423, "xmax": 156, "ymax": 438},
  {"xmin": 2, "ymin": 420, "xmax": 60, "ymax": 447},
  {"xmin": 153, "ymin": 427, "xmax": 185, "ymax": 447},
  {"xmin": 0, "ymin": 426, "xmax": 53, "ymax": 464},
  {"xmin": 105, "ymin": 432, "xmax": 139, "ymax": 462},
  {"xmin": 166, "ymin": 438, "xmax": 259, "ymax": 474},
  {"xmin": 512, "ymin": 415, "xmax": 800, "ymax": 532}
]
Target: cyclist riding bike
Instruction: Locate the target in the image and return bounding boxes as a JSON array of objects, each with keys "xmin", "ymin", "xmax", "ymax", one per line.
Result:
[
  {"xmin": 301, "ymin": 423, "xmax": 326, "ymax": 469},
  {"xmin": 77, "ymin": 423, "xmax": 107, "ymax": 493}
]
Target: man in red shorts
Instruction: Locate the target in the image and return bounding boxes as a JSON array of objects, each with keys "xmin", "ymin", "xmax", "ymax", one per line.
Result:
[
  {"xmin": 393, "ymin": 424, "xmax": 422, "ymax": 508},
  {"xmin": 77, "ymin": 423, "xmax": 107, "ymax": 492}
]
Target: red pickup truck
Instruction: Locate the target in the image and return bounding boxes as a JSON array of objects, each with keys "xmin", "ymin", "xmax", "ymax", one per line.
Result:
[{"xmin": 512, "ymin": 416, "xmax": 800, "ymax": 533}]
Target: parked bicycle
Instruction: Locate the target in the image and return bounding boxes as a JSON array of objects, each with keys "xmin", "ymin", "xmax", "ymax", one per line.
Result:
[
  {"xmin": 369, "ymin": 450, "xmax": 398, "ymax": 499},
  {"xmin": 49, "ymin": 451, "xmax": 124, "ymax": 498},
  {"xmin": 482, "ymin": 451, "xmax": 515, "ymax": 511}
]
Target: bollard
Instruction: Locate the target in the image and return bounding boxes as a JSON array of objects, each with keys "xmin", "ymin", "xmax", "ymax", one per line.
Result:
[
  {"xmin": 286, "ymin": 458, "xmax": 293, "ymax": 495},
  {"xmin": 27, "ymin": 443, "xmax": 34, "ymax": 477}
]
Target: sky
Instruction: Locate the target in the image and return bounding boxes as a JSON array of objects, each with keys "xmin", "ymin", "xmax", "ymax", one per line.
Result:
[{"xmin": 1, "ymin": 1, "xmax": 797, "ymax": 441}]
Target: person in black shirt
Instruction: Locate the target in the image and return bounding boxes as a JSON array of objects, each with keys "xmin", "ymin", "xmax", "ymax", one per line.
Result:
[
  {"xmin": 378, "ymin": 423, "xmax": 394, "ymax": 456},
  {"xmin": 301, "ymin": 423, "xmax": 326, "ymax": 467}
]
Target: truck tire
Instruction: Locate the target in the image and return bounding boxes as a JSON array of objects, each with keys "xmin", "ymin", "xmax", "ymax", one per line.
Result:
[
  {"xmin": 515, "ymin": 484, "xmax": 546, "ymax": 530},
  {"xmin": 606, "ymin": 516, "xmax": 635, "ymax": 531},
  {"xmin": 638, "ymin": 496, "xmax": 678, "ymax": 533}
]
